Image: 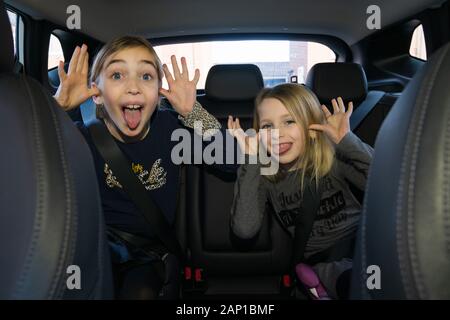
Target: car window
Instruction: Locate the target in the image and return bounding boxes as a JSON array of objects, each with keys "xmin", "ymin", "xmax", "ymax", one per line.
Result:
[
  {"xmin": 48, "ymin": 33, "xmax": 65, "ymax": 70},
  {"xmin": 154, "ymin": 40, "xmax": 336, "ymax": 89},
  {"xmin": 7, "ymin": 9, "xmax": 17, "ymax": 55},
  {"xmin": 410, "ymin": 24, "xmax": 427, "ymax": 61}
]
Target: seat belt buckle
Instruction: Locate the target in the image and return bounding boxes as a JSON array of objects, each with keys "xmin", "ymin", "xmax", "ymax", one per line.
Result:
[
  {"xmin": 182, "ymin": 266, "xmax": 196, "ymax": 293},
  {"xmin": 184, "ymin": 266, "xmax": 192, "ymax": 281},
  {"xmin": 194, "ymin": 268, "xmax": 203, "ymax": 282},
  {"xmin": 182, "ymin": 266, "xmax": 207, "ymax": 295},
  {"xmin": 282, "ymin": 274, "xmax": 292, "ymax": 288},
  {"xmin": 280, "ymin": 274, "xmax": 295, "ymax": 297},
  {"xmin": 194, "ymin": 268, "xmax": 207, "ymax": 292}
]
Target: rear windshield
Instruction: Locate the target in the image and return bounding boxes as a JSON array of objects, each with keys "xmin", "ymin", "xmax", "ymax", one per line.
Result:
[{"xmin": 154, "ymin": 40, "xmax": 336, "ymax": 89}]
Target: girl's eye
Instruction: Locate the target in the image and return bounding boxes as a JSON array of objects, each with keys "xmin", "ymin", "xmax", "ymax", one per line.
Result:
[
  {"xmin": 142, "ymin": 73, "xmax": 152, "ymax": 81},
  {"xmin": 261, "ymin": 124, "xmax": 272, "ymax": 129},
  {"xmin": 112, "ymin": 72, "xmax": 122, "ymax": 80},
  {"xmin": 285, "ymin": 119, "xmax": 295, "ymax": 125}
]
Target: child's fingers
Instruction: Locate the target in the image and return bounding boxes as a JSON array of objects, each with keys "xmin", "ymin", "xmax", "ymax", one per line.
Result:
[
  {"xmin": 76, "ymin": 44, "xmax": 87, "ymax": 73},
  {"xmin": 236, "ymin": 118, "xmax": 242, "ymax": 130},
  {"xmin": 181, "ymin": 57, "xmax": 189, "ymax": 79},
  {"xmin": 337, "ymin": 97, "xmax": 345, "ymax": 112},
  {"xmin": 321, "ymin": 105, "xmax": 331, "ymax": 118},
  {"xmin": 170, "ymin": 55, "xmax": 181, "ymax": 78},
  {"xmin": 162, "ymin": 64, "xmax": 175, "ymax": 84},
  {"xmin": 346, "ymin": 101, "xmax": 353, "ymax": 117},
  {"xmin": 193, "ymin": 69, "xmax": 200, "ymax": 85},
  {"xmin": 331, "ymin": 98, "xmax": 339, "ymax": 114},
  {"xmin": 227, "ymin": 116, "xmax": 233, "ymax": 130},
  {"xmin": 68, "ymin": 46, "xmax": 80, "ymax": 74},
  {"xmin": 82, "ymin": 51, "xmax": 89, "ymax": 76},
  {"xmin": 309, "ymin": 124, "xmax": 325, "ymax": 132},
  {"xmin": 57, "ymin": 60, "xmax": 67, "ymax": 82}
]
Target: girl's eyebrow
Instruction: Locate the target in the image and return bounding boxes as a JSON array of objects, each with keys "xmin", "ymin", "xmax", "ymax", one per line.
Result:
[
  {"xmin": 105, "ymin": 59, "xmax": 157, "ymax": 71},
  {"xmin": 139, "ymin": 60, "xmax": 157, "ymax": 70},
  {"xmin": 105, "ymin": 59, "xmax": 125, "ymax": 69}
]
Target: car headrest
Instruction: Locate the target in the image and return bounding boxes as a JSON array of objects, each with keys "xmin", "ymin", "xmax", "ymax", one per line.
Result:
[
  {"xmin": 305, "ymin": 63, "xmax": 368, "ymax": 105},
  {"xmin": 205, "ymin": 64, "xmax": 264, "ymax": 101},
  {"xmin": 0, "ymin": 1, "xmax": 14, "ymax": 73},
  {"xmin": 351, "ymin": 42, "xmax": 450, "ymax": 299}
]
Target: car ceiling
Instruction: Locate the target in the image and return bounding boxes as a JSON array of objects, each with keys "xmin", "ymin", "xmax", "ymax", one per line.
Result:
[{"xmin": 6, "ymin": 0, "xmax": 447, "ymax": 44}]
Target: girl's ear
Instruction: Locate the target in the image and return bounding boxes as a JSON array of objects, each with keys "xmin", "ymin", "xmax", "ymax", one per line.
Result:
[{"xmin": 91, "ymin": 82, "xmax": 103, "ymax": 105}]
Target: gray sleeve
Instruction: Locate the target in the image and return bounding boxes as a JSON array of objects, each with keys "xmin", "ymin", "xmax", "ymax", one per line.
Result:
[
  {"xmin": 335, "ymin": 131, "xmax": 374, "ymax": 191},
  {"xmin": 230, "ymin": 161, "xmax": 268, "ymax": 239}
]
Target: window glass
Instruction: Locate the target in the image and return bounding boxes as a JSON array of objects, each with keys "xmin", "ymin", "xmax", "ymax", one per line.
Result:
[{"xmin": 155, "ymin": 40, "xmax": 336, "ymax": 89}]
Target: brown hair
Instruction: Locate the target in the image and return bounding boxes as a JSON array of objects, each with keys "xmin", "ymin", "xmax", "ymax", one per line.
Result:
[
  {"xmin": 253, "ymin": 83, "xmax": 335, "ymax": 190},
  {"xmin": 90, "ymin": 35, "xmax": 163, "ymax": 118}
]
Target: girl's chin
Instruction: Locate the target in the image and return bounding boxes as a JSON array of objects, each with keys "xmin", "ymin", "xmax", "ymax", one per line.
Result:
[
  {"xmin": 119, "ymin": 124, "xmax": 149, "ymax": 140},
  {"xmin": 278, "ymin": 154, "xmax": 301, "ymax": 170},
  {"xmin": 105, "ymin": 119, "xmax": 149, "ymax": 142}
]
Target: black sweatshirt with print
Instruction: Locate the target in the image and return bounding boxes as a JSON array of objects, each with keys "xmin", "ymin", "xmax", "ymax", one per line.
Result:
[{"xmin": 76, "ymin": 102, "xmax": 238, "ymax": 240}]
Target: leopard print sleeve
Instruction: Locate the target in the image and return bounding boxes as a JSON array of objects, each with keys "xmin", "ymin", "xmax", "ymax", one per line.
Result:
[{"xmin": 178, "ymin": 101, "xmax": 221, "ymax": 138}]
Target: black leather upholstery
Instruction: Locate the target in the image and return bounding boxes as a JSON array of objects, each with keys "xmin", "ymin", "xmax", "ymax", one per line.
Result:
[
  {"xmin": 306, "ymin": 62, "xmax": 368, "ymax": 105},
  {"xmin": 306, "ymin": 62, "xmax": 398, "ymax": 147},
  {"xmin": 198, "ymin": 64, "xmax": 264, "ymax": 122},
  {"xmin": 351, "ymin": 42, "xmax": 450, "ymax": 299},
  {"xmin": 205, "ymin": 64, "xmax": 264, "ymax": 101},
  {"xmin": 0, "ymin": 1, "xmax": 112, "ymax": 299},
  {"xmin": 187, "ymin": 65, "xmax": 293, "ymax": 296}
]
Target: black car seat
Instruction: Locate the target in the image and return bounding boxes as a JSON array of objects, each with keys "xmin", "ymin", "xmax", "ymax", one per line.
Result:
[
  {"xmin": 306, "ymin": 62, "xmax": 398, "ymax": 147},
  {"xmin": 0, "ymin": 1, "xmax": 112, "ymax": 299},
  {"xmin": 184, "ymin": 65, "xmax": 293, "ymax": 297},
  {"xmin": 198, "ymin": 64, "xmax": 264, "ymax": 129},
  {"xmin": 351, "ymin": 42, "xmax": 450, "ymax": 299}
]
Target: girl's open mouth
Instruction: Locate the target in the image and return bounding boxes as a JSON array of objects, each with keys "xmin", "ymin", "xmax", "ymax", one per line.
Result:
[{"xmin": 122, "ymin": 104, "xmax": 143, "ymax": 130}]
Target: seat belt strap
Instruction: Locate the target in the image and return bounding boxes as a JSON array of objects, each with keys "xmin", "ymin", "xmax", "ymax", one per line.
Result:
[
  {"xmin": 86, "ymin": 119, "xmax": 185, "ymax": 263},
  {"xmin": 291, "ymin": 179, "xmax": 324, "ymax": 266},
  {"xmin": 350, "ymin": 91, "xmax": 385, "ymax": 131}
]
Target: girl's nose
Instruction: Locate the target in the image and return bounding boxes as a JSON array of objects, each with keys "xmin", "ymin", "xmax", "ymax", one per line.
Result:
[
  {"xmin": 127, "ymin": 87, "xmax": 139, "ymax": 94},
  {"xmin": 127, "ymin": 78, "xmax": 140, "ymax": 94},
  {"xmin": 276, "ymin": 126, "xmax": 285, "ymax": 137}
]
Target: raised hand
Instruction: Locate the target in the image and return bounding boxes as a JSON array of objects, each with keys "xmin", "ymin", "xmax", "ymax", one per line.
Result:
[
  {"xmin": 159, "ymin": 55, "xmax": 200, "ymax": 117},
  {"xmin": 227, "ymin": 116, "xmax": 260, "ymax": 156},
  {"xmin": 53, "ymin": 44, "xmax": 100, "ymax": 111},
  {"xmin": 309, "ymin": 97, "xmax": 353, "ymax": 144}
]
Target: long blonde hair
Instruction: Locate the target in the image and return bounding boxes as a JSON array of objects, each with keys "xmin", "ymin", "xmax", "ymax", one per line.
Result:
[
  {"xmin": 253, "ymin": 83, "xmax": 335, "ymax": 190},
  {"xmin": 90, "ymin": 35, "xmax": 163, "ymax": 118}
]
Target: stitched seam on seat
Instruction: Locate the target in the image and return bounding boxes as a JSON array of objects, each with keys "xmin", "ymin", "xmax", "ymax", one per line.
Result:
[
  {"xmin": 445, "ymin": 113, "xmax": 450, "ymax": 257},
  {"xmin": 45, "ymin": 91, "xmax": 75, "ymax": 299},
  {"xmin": 408, "ymin": 45, "xmax": 449, "ymax": 299},
  {"xmin": 13, "ymin": 75, "xmax": 45, "ymax": 298},
  {"xmin": 397, "ymin": 72, "xmax": 428, "ymax": 300},
  {"xmin": 399, "ymin": 44, "xmax": 449, "ymax": 300}
]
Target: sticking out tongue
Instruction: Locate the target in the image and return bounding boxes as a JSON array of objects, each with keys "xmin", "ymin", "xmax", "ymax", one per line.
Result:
[
  {"xmin": 124, "ymin": 108, "xmax": 141, "ymax": 130},
  {"xmin": 278, "ymin": 143, "xmax": 292, "ymax": 154}
]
